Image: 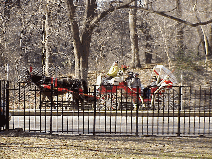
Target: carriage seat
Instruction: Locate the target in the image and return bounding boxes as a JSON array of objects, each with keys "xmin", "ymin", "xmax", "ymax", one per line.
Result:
[{"xmin": 101, "ymin": 76, "xmax": 123, "ymax": 85}]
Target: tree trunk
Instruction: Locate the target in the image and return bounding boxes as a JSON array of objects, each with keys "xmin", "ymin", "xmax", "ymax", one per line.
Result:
[
  {"xmin": 4, "ymin": 0, "xmax": 12, "ymax": 20},
  {"xmin": 44, "ymin": 11, "xmax": 50, "ymax": 76},
  {"xmin": 176, "ymin": 0, "xmax": 184, "ymax": 59},
  {"xmin": 129, "ymin": 0, "xmax": 141, "ymax": 68},
  {"xmin": 208, "ymin": 25, "xmax": 212, "ymax": 56},
  {"xmin": 193, "ymin": 0, "xmax": 212, "ymax": 60},
  {"xmin": 41, "ymin": 10, "xmax": 50, "ymax": 76},
  {"xmin": 67, "ymin": 0, "xmax": 96, "ymax": 80},
  {"xmin": 143, "ymin": 0, "xmax": 152, "ymax": 64},
  {"xmin": 80, "ymin": 31, "xmax": 92, "ymax": 80},
  {"xmin": 66, "ymin": 0, "xmax": 82, "ymax": 79}
]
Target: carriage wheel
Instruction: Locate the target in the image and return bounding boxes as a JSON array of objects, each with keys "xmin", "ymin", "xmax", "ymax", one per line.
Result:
[
  {"xmin": 117, "ymin": 92, "xmax": 135, "ymax": 110},
  {"xmin": 96, "ymin": 93, "xmax": 117, "ymax": 111},
  {"xmin": 153, "ymin": 88, "xmax": 179, "ymax": 110}
]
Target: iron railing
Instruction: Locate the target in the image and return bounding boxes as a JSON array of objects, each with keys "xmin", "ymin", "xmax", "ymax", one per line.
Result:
[
  {"xmin": 1, "ymin": 81, "xmax": 212, "ymax": 136},
  {"xmin": 0, "ymin": 80, "xmax": 10, "ymax": 131}
]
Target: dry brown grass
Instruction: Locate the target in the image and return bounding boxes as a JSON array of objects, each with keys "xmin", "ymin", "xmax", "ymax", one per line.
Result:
[{"xmin": 0, "ymin": 130, "xmax": 212, "ymax": 159}]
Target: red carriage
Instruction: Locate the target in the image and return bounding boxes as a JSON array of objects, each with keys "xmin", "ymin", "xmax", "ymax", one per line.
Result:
[{"xmin": 96, "ymin": 65, "xmax": 179, "ymax": 111}]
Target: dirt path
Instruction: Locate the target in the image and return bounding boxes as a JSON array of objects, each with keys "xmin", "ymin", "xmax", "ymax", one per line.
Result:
[{"xmin": 0, "ymin": 129, "xmax": 212, "ymax": 158}]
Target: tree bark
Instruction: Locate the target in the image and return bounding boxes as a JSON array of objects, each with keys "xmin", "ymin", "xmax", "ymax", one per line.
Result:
[
  {"xmin": 4, "ymin": 0, "xmax": 12, "ymax": 20},
  {"xmin": 44, "ymin": 11, "xmax": 50, "ymax": 76},
  {"xmin": 176, "ymin": 0, "xmax": 184, "ymax": 59},
  {"xmin": 129, "ymin": 0, "xmax": 141, "ymax": 68},
  {"xmin": 209, "ymin": 25, "xmax": 212, "ymax": 56},
  {"xmin": 143, "ymin": 0, "xmax": 152, "ymax": 64}
]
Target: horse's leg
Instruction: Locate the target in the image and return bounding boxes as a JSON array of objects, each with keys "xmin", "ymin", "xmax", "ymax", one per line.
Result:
[
  {"xmin": 65, "ymin": 92, "xmax": 73, "ymax": 110},
  {"xmin": 47, "ymin": 96, "xmax": 56, "ymax": 109},
  {"xmin": 39, "ymin": 95, "xmax": 46, "ymax": 109},
  {"xmin": 73, "ymin": 92, "xmax": 79, "ymax": 110},
  {"xmin": 80, "ymin": 95, "xmax": 84, "ymax": 110},
  {"xmin": 74, "ymin": 98, "xmax": 79, "ymax": 110}
]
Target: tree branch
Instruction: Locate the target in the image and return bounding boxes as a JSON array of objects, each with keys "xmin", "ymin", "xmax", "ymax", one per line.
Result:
[
  {"xmin": 89, "ymin": 0, "xmax": 134, "ymax": 30},
  {"xmin": 89, "ymin": 1, "xmax": 211, "ymax": 31},
  {"xmin": 137, "ymin": 7, "xmax": 212, "ymax": 27},
  {"xmin": 66, "ymin": 0, "xmax": 81, "ymax": 41}
]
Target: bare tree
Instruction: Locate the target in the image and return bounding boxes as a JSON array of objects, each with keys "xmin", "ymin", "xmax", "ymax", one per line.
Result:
[{"xmin": 66, "ymin": 0, "xmax": 134, "ymax": 80}]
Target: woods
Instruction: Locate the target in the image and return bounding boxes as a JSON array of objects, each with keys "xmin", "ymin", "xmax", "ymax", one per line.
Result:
[{"xmin": 0, "ymin": 0, "xmax": 212, "ymax": 84}]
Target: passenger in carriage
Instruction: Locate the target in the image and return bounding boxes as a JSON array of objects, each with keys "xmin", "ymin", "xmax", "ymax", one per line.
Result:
[
  {"xmin": 130, "ymin": 73, "xmax": 143, "ymax": 90},
  {"xmin": 143, "ymin": 76, "xmax": 158, "ymax": 98},
  {"xmin": 157, "ymin": 75, "xmax": 173, "ymax": 89},
  {"xmin": 150, "ymin": 75, "xmax": 173, "ymax": 97},
  {"xmin": 106, "ymin": 61, "xmax": 119, "ymax": 80},
  {"xmin": 148, "ymin": 76, "xmax": 158, "ymax": 88},
  {"xmin": 125, "ymin": 72, "xmax": 134, "ymax": 86}
]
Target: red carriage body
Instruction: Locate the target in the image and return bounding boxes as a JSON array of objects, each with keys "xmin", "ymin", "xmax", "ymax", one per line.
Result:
[{"xmin": 96, "ymin": 65, "xmax": 178, "ymax": 110}]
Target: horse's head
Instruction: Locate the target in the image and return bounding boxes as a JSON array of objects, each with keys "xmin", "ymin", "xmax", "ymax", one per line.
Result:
[{"xmin": 20, "ymin": 70, "xmax": 32, "ymax": 87}]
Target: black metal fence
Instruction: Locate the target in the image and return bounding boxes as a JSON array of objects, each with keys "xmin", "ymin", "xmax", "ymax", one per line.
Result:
[
  {"xmin": 1, "ymin": 81, "xmax": 212, "ymax": 136},
  {"xmin": 0, "ymin": 81, "xmax": 10, "ymax": 131}
]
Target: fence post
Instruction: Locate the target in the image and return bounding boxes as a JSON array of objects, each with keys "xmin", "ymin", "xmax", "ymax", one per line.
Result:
[
  {"xmin": 6, "ymin": 81, "xmax": 9, "ymax": 130},
  {"xmin": 136, "ymin": 86, "xmax": 139, "ymax": 136},
  {"xmin": 0, "ymin": 81, "xmax": 1, "ymax": 107},
  {"xmin": 50, "ymin": 83, "xmax": 53, "ymax": 134},
  {"xmin": 177, "ymin": 85, "xmax": 182, "ymax": 137},
  {"xmin": 93, "ymin": 85, "xmax": 96, "ymax": 136}
]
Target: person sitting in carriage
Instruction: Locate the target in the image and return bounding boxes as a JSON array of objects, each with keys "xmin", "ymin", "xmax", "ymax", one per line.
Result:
[
  {"xmin": 106, "ymin": 61, "xmax": 119, "ymax": 80},
  {"xmin": 149, "ymin": 75, "xmax": 173, "ymax": 98},
  {"xmin": 157, "ymin": 75, "xmax": 173, "ymax": 90},
  {"xmin": 130, "ymin": 73, "xmax": 141, "ymax": 88},
  {"xmin": 129, "ymin": 73, "xmax": 144, "ymax": 109},
  {"xmin": 143, "ymin": 76, "xmax": 158, "ymax": 98},
  {"xmin": 125, "ymin": 71, "xmax": 134, "ymax": 86}
]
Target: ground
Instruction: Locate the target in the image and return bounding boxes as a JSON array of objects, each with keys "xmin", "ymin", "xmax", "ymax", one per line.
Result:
[{"xmin": 0, "ymin": 129, "xmax": 212, "ymax": 158}]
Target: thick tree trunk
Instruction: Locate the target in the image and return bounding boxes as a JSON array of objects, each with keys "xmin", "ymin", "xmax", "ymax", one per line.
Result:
[
  {"xmin": 72, "ymin": 26, "xmax": 92, "ymax": 80},
  {"xmin": 66, "ymin": 0, "xmax": 82, "ymax": 79},
  {"xmin": 80, "ymin": 31, "xmax": 92, "ymax": 80},
  {"xmin": 67, "ymin": 0, "xmax": 95, "ymax": 80},
  {"xmin": 129, "ymin": 1, "xmax": 141, "ymax": 68}
]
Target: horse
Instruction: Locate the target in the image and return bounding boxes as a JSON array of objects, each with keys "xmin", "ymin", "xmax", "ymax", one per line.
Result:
[{"xmin": 24, "ymin": 70, "xmax": 88, "ymax": 110}]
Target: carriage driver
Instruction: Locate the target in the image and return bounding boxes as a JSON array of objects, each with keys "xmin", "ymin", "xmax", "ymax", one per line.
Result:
[{"xmin": 106, "ymin": 61, "xmax": 119, "ymax": 80}]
